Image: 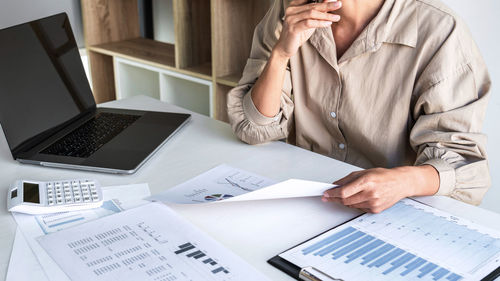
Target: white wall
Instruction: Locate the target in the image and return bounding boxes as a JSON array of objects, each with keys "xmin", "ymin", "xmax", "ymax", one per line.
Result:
[
  {"xmin": 440, "ymin": 0, "xmax": 500, "ymax": 212},
  {"xmin": 0, "ymin": 0, "xmax": 84, "ymax": 47},
  {"xmin": 153, "ymin": 0, "xmax": 175, "ymax": 44}
]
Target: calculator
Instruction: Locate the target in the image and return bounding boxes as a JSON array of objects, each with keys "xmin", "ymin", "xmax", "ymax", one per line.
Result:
[{"xmin": 7, "ymin": 179, "xmax": 103, "ymax": 215}]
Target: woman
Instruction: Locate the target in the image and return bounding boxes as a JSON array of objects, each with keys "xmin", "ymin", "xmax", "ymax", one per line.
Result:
[{"xmin": 227, "ymin": 0, "xmax": 491, "ymax": 213}]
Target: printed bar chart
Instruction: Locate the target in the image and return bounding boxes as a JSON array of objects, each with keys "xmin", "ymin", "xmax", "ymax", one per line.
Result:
[
  {"xmin": 281, "ymin": 200, "xmax": 500, "ymax": 281},
  {"xmin": 174, "ymin": 242, "xmax": 230, "ymax": 275}
]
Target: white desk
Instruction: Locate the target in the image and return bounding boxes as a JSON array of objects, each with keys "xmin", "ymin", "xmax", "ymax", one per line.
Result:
[{"xmin": 1, "ymin": 96, "xmax": 499, "ymax": 281}]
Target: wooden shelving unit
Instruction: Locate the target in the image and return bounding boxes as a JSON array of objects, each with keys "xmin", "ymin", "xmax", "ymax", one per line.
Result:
[{"xmin": 81, "ymin": 0, "xmax": 273, "ymax": 121}]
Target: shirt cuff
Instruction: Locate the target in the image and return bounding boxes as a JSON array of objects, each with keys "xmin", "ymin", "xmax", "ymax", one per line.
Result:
[
  {"xmin": 421, "ymin": 158, "xmax": 456, "ymax": 196},
  {"xmin": 242, "ymin": 90, "xmax": 282, "ymax": 126}
]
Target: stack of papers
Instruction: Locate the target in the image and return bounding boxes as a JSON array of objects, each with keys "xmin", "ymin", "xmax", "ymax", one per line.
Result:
[
  {"xmin": 7, "ymin": 183, "xmax": 152, "ymax": 281},
  {"xmin": 38, "ymin": 203, "xmax": 270, "ymax": 281},
  {"xmin": 7, "ymin": 164, "xmax": 336, "ymax": 280}
]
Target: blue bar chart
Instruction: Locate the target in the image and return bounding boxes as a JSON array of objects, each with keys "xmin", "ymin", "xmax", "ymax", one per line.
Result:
[{"xmin": 280, "ymin": 200, "xmax": 500, "ymax": 281}]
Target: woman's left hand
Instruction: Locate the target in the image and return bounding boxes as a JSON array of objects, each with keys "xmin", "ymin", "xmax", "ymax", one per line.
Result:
[{"xmin": 322, "ymin": 166, "xmax": 440, "ymax": 213}]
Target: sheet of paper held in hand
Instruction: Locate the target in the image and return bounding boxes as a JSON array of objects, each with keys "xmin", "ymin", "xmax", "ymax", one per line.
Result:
[
  {"xmin": 148, "ymin": 164, "xmax": 336, "ymax": 204},
  {"xmin": 11, "ymin": 183, "xmax": 151, "ymax": 281},
  {"xmin": 37, "ymin": 202, "xmax": 272, "ymax": 281}
]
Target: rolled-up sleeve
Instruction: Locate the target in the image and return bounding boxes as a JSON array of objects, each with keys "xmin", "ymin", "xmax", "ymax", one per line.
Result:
[
  {"xmin": 227, "ymin": 0, "xmax": 294, "ymax": 145},
  {"xmin": 410, "ymin": 18, "xmax": 491, "ymax": 205}
]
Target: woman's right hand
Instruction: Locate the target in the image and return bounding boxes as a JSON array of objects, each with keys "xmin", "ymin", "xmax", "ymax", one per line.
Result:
[{"xmin": 274, "ymin": 0, "xmax": 342, "ymax": 59}]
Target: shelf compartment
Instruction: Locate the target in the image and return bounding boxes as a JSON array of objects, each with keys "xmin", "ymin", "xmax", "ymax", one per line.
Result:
[
  {"xmin": 160, "ymin": 72, "xmax": 213, "ymax": 117},
  {"xmin": 181, "ymin": 61, "xmax": 212, "ymax": 79},
  {"xmin": 212, "ymin": 0, "xmax": 273, "ymax": 79},
  {"xmin": 174, "ymin": 0, "xmax": 212, "ymax": 76},
  {"xmin": 88, "ymin": 51, "xmax": 116, "ymax": 103},
  {"xmin": 114, "ymin": 59, "xmax": 160, "ymax": 100},
  {"xmin": 89, "ymin": 37, "xmax": 176, "ymax": 70}
]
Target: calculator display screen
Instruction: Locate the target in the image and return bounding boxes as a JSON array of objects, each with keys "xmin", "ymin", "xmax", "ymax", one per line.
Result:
[{"xmin": 23, "ymin": 182, "xmax": 40, "ymax": 204}]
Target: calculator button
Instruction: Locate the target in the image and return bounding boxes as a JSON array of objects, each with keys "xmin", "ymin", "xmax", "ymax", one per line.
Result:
[
  {"xmin": 48, "ymin": 200, "xmax": 54, "ymax": 205},
  {"xmin": 66, "ymin": 197, "xmax": 73, "ymax": 203},
  {"xmin": 74, "ymin": 197, "xmax": 81, "ymax": 203},
  {"xmin": 83, "ymin": 197, "xmax": 91, "ymax": 202},
  {"xmin": 57, "ymin": 199, "xmax": 63, "ymax": 204}
]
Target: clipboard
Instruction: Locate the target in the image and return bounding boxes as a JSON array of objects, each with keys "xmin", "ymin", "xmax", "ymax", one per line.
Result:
[
  {"xmin": 268, "ymin": 215, "xmax": 361, "ymax": 281},
  {"xmin": 267, "ymin": 206, "xmax": 500, "ymax": 281}
]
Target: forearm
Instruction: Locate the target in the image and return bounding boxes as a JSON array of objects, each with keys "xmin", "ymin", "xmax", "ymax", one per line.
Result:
[{"xmin": 250, "ymin": 49, "xmax": 290, "ymax": 117}]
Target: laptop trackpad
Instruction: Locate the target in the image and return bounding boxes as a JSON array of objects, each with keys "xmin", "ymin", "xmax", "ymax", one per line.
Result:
[{"xmin": 83, "ymin": 112, "xmax": 180, "ymax": 170}]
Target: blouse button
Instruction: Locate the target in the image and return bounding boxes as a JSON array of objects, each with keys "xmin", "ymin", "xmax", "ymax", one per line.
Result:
[
  {"xmin": 339, "ymin": 143, "xmax": 345, "ymax": 150},
  {"xmin": 330, "ymin": 112, "xmax": 337, "ymax": 118}
]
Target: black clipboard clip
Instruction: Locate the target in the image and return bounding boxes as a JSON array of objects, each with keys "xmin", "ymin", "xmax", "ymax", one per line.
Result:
[{"xmin": 299, "ymin": 266, "xmax": 344, "ymax": 281}]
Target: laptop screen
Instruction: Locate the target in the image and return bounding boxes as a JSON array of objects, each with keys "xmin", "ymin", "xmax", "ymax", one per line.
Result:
[{"xmin": 0, "ymin": 13, "xmax": 95, "ymax": 154}]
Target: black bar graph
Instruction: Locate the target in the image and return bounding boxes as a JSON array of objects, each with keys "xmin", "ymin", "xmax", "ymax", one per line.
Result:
[{"xmin": 174, "ymin": 242, "xmax": 230, "ymax": 275}]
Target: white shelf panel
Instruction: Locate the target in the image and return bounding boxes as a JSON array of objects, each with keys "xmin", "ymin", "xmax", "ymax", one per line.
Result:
[
  {"xmin": 114, "ymin": 58, "xmax": 160, "ymax": 100},
  {"xmin": 160, "ymin": 73, "xmax": 211, "ymax": 116},
  {"xmin": 114, "ymin": 57, "xmax": 213, "ymax": 117}
]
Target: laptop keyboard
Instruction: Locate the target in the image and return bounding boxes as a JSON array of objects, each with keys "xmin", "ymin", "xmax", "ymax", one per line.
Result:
[{"xmin": 41, "ymin": 113, "xmax": 140, "ymax": 158}]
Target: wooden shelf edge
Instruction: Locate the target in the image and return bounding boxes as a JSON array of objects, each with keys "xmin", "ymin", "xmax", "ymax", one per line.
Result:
[
  {"xmin": 180, "ymin": 62, "xmax": 213, "ymax": 80},
  {"xmin": 88, "ymin": 41, "xmax": 213, "ymax": 81},
  {"xmin": 216, "ymin": 74, "xmax": 241, "ymax": 87}
]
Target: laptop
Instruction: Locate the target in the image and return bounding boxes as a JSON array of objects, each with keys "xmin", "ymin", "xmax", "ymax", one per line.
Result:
[{"xmin": 0, "ymin": 13, "xmax": 191, "ymax": 174}]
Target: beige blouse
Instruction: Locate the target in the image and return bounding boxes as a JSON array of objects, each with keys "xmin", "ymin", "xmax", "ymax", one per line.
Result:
[{"xmin": 227, "ymin": 0, "xmax": 491, "ymax": 205}]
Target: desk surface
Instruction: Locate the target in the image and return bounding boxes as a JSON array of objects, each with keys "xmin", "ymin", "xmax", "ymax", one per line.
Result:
[{"xmin": 1, "ymin": 96, "xmax": 499, "ymax": 281}]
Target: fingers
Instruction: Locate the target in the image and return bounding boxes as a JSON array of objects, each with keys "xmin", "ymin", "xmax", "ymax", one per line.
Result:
[
  {"xmin": 324, "ymin": 175, "xmax": 368, "ymax": 199},
  {"xmin": 292, "ymin": 18, "xmax": 334, "ymax": 30},
  {"xmin": 287, "ymin": 1, "xmax": 342, "ymax": 15},
  {"xmin": 288, "ymin": 9, "xmax": 340, "ymax": 24},
  {"xmin": 339, "ymin": 190, "xmax": 368, "ymax": 206}
]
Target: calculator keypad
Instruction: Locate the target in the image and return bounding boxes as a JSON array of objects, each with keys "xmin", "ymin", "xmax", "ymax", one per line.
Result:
[{"xmin": 46, "ymin": 180, "xmax": 100, "ymax": 206}]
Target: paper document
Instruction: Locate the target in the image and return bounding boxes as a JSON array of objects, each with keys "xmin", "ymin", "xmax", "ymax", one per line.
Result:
[
  {"xmin": 223, "ymin": 179, "xmax": 335, "ymax": 202},
  {"xmin": 37, "ymin": 202, "xmax": 271, "ymax": 281},
  {"xmin": 148, "ymin": 164, "xmax": 335, "ymax": 204},
  {"xmin": 279, "ymin": 199, "xmax": 500, "ymax": 281},
  {"xmin": 11, "ymin": 183, "xmax": 151, "ymax": 281},
  {"xmin": 6, "ymin": 229, "xmax": 49, "ymax": 281}
]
